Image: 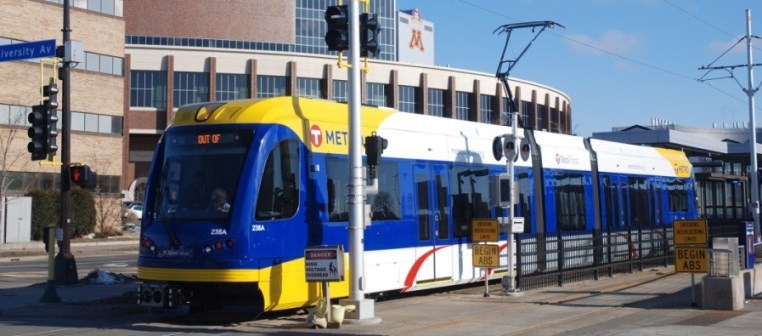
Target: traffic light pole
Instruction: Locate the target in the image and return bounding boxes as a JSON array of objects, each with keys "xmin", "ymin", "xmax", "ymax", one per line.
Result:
[
  {"xmin": 55, "ymin": 0, "xmax": 78, "ymax": 285},
  {"xmin": 337, "ymin": 0, "xmax": 377, "ymax": 322}
]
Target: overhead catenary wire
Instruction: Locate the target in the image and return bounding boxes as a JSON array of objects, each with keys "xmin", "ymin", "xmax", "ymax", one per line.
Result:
[{"xmin": 458, "ymin": 0, "xmax": 752, "ymax": 109}]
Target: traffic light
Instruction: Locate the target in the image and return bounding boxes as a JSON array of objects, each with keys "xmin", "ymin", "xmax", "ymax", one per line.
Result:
[
  {"xmin": 324, "ymin": 5, "xmax": 349, "ymax": 52},
  {"xmin": 69, "ymin": 164, "xmax": 97, "ymax": 189},
  {"xmin": 364, "ymin": 132, "xmax": 388, "ymax": 166},
  {"xmin": 43, "ymin": 81, "xmax": 59, "ymax": 155},
  {"xmin": 27, "ymin": 104, "xmax": 49, "ymax": 161},
  {"xmin": 360, "ymin": 13, "xmax": 381, "ymax": 58}
]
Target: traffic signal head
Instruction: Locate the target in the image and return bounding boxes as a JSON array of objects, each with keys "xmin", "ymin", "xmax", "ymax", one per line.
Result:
[
  {"xmin": 27, "ymin": 104, "xmax": 49, "ymax": 161},
  {"xmin": 42, "ymin": 81, "xmax": 59, "ymax": 155},
  {"xmin": 324, "ymin": 5, "xmax": 349, "ymax": 52},
  {"xmin": 364, "ymin": 133, "xmax": 388, "ymax": 167},
  {"xmin": 503, "ymin": 135, "xmax": 517, "ymax": 162},
  {"xmin": 69, "ymin": 164, "xmax": 97, "ymax": 189},
  {"xmin": 360, "ymin": 13, "xmax": 381, "ymax": 58}
]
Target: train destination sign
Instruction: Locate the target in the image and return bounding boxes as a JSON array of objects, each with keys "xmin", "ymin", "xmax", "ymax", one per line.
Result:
[
  {"xmin": 673, "ymin": 219, "xmax": 708, "ymax": 245},
  {"xmin": 471, "ymin": 219, "xmax": 499, "ymax": 242},
  {"xmin": 304, "ymin": 245, "xmax": 344, "ymax": 282},
  {"xmin": 473, "ymin": 243, "xmax": 500, "ymax": 268},
  {"xmin": 675, "ymin": 247, "xmax": 707, "ymax": 273}
]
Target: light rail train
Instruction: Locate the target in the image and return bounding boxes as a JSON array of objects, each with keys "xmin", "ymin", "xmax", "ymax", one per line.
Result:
[{"xmin": 136, "ymin": 96, "xmax": 698, "ymax": 312}]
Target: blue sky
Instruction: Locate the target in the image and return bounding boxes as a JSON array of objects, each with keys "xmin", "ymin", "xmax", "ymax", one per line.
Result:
[{"xmin": 397, "ymin": 0, "xmax": 762, "ymax": 136}]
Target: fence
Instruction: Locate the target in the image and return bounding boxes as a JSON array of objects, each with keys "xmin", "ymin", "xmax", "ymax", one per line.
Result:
[{"xmin": 515, "ymin": 226, "xmax": 672, "ymax": 291}]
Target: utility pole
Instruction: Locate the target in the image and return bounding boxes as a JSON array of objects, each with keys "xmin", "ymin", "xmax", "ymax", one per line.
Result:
[
  {"xmin": 55, "ymin": 0, "xmax": 78, "ymax": 285},
  {"xmin": 699, "ymin": 9, "xmax": 762, "ymax": 244},
  {"xmin": 493, "ymin": 20, "xmax": 561, "ymax": 293}
]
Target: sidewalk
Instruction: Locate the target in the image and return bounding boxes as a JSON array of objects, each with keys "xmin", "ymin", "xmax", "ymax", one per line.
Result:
[{"xmin": 3, "ymin": 243, "xmax": 762, "ymax": 335}]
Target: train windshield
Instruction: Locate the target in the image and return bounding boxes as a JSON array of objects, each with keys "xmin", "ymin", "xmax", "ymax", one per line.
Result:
[{"xmin": 150, "ymin": 129, "xmax": 254, "ymax": 221}]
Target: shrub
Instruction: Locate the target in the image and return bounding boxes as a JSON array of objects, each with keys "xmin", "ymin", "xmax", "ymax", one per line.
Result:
[{"xmin": 27, "ymin": 187, "xmax": 96, "ymax": 240}]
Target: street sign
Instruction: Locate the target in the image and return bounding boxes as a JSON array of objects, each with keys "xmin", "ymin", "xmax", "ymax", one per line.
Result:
[
  {"xmin": 0, "ymin": 39, "xmax": 56, "ymax": 63},
  {"xmin": 471, "ymin": 219, "xmax": 499, "ymax": 242},
  {"xmin": 473, "ymin": 243, "xmax": 500, "ymax": 268},
  {"xmin": 673, "ymin": 219, "xmax": 708, "ymax": 245},
  {"xmin": 675, "ymin": 247, "xmax": 708, "ymax": 273}
]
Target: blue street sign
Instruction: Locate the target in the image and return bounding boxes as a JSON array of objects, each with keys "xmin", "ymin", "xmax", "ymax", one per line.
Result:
[{"xmin": 0, "ymin": 39, "xmax": 56, "ymax": 63}]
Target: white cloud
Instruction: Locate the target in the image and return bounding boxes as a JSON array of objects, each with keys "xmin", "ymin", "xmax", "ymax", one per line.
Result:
[
  {"xmin": 566, "ymin": 30, "xmax": 645, "ymax": 56},
  {"xmin": 708, "ymin": 36, "xmax": 745, "ymax": 54}
]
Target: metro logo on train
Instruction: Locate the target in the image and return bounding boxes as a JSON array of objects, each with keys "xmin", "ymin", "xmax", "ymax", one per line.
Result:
[{"xmin": 136, "ymin": 96, "xmax": 699, "ymax": 314}]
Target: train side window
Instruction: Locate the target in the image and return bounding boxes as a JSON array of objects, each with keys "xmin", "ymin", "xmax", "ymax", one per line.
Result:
[
  {"xmin": 326, "ymin": 158, "xmax": 401, "ymax": 222},
  {"xmin": 554, "ymin": 172, "xmax": 586, "ymax": 231},
  {"xmin": 326, "ymin": 157, "xmax": 349, "ymax": 222},
  {"xmin": 368, "ymin": 161, "xmax": 402, "ymax": 221},
  {"xmin": 627, "ymin": 177, "xmax": 649, "ymax": 227},
  {"xmin": 255, "ymin": 139, "xmax": 300, "ymax": 220},
  {"xmin": 667, "ymin": 178, "xmax": 688, "ymax": 212},
  {"xmin": 450, "ymin": 165, "xmax": 490, "ymax": 238}
]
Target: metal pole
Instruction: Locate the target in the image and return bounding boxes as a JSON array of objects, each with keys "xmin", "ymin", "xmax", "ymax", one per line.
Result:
[
  {"xmin": 505, "ymin": 112, "xmax": 518, "ymax": 292},
  {"xmin": 55, "ymin": 0, "xmax": 78, "ymax": 285},
  {"xmin": 745, "ymin": 9, "xmax": 761, "ymax": 244},
  {"xmin": 342, "ymin": 0, "xmax": 375, "ymax": 321}
]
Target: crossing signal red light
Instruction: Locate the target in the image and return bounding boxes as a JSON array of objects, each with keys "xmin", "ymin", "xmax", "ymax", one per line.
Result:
[{"xmin": 69, "ymin": 164, "xmax": 97, "ymax": 189}]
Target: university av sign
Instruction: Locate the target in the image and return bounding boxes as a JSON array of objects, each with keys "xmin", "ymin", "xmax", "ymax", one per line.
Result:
[{"xmin": 0, "ymin": 39, "xmax": 56, "ymax": 63}]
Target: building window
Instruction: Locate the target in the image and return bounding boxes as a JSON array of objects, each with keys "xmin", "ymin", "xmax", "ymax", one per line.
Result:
[
  {"xmin": 537, "ymin": 104, "xmax": 548, "ymax": 131},
  {"xmin": 295, "ymin": 0, "xmax": 396, "ymax": 61},
  {"xmin": 398, "ymin": 85, "xmax": 417, "ymax": 113},
  {"xmin": 256, "ymin": 75, "xmax": 287, "ymax": 98},
  {"xmin": 297, "ymin": 77, "xmax": 323, "ymax": 99},
  {"xmin": 428, "ymin": 88, "xmax": 444, "ymax": 117},
  {"xmin": 216, "ymin": 73, "xmax": 249, "ymax": 101},
  {"xmin": 130, "ymin": 70, "xmax": 167, "ymax": 109},
  {"xmin": 480, "ymin": 94, "xmax": 493, "ymax": 124},
  {"xmin": 455, "ymin": 91, "xmax": 470, "ymax": 121},
  {"xmin": 332, "ymin": 80, "xmax": 347, "ymax": 103},
  {"xmin": 367, "ymin": 83, "xmax": 388, "ymax": 107},
  {"xmin": 174, "ymin": 72, "xmax": 209, "ymax": 107}
]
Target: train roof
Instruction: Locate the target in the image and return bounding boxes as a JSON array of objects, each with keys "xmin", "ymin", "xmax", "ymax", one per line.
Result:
[{"xmin": 173, "ymin": 96, "xmax": 525, "ymax": 166}]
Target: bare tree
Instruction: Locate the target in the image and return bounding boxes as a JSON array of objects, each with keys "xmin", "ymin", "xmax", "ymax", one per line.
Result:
[
  {"xmin": 85, "ymin": 152, "xmax": 122, "ymax": 237},
  {"xmin": 0, "ymin": 107, "xmax": 33, "ymax": 239}
]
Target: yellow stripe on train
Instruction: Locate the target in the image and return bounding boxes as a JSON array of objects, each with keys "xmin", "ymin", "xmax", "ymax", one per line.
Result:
[
  {"xmin": 172, "ymin": 96, "xmax": 395, "ymax": 155},
  {"xmin": 138, "ymin": 255, "xmax": 351, "ymax": 311}
]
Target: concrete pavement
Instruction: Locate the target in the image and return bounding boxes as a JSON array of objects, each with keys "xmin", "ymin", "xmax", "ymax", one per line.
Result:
[{"xmin": 3, "ymin": 240, "xmax": 762, "ymax": 335}]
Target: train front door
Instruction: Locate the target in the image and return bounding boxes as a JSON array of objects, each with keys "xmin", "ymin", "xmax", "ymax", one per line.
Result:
[{"xmin": 413, "ymin": 163, "xmax": 453, "ymax": 284}]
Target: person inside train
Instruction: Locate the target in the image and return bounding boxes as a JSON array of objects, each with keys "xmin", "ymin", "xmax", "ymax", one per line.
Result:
[{"xmin": 210, "ymin": 188, "xmax": 230, "ymax": 213}]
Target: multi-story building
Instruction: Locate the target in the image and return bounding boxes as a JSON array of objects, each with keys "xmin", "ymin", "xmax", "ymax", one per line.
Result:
[
  {"xmin": 122, "ymin": 0, "xmax": 573, "ymax": 201},
  {"xmin": 1, "ymin": 1, "xmax": 573, "ymax": 209},
  {"xmin": 0, "ymin": 0, "xmax": 124, "ymax": 195}
]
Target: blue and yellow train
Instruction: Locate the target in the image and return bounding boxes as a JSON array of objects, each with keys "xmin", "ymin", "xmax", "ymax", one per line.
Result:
[{"xmin": 137, "ymin": 96, "xmax": 698, "ymax": 312}]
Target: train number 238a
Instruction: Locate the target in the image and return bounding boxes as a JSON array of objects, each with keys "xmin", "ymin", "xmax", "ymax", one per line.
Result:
[{"xmin": 251, "ymin": 224, "xmax": 265, "ymax": 232}]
